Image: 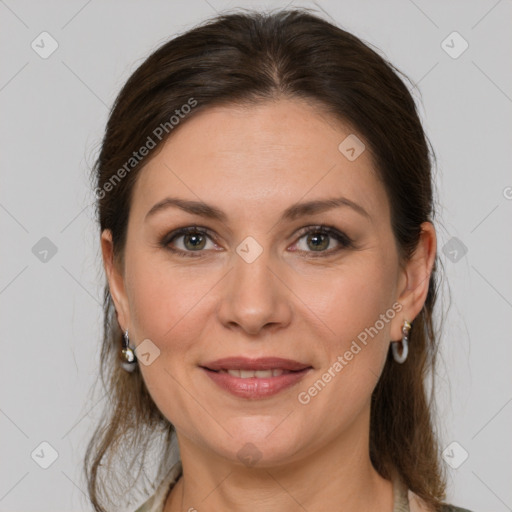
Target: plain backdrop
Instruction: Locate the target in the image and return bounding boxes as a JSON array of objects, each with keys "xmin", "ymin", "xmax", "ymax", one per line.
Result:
[{"xmin": 1, "ymin": 0, "xmax": 511, "ymax": 511}]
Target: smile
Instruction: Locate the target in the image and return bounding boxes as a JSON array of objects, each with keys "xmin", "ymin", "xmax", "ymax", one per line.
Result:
[
  {"xmin": 215, "ymin": 368, "xmax": 294, "ymax": 378},
  {"xmin": 200, "ymin": 356, "xmax": 313, "ymax": 399}
]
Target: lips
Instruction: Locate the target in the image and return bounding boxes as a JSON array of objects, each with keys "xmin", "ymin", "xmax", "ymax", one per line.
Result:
[
  {"xmin": 201, "ymin": 357, "xmax": 311, "ymax": 372},
  {"xmin": 200, "ymin": 357, "xmax": 313, "ymax": 399},
  {"xmin": 217, "ymin": 368, "xmax": 289, "ymax": 378}
]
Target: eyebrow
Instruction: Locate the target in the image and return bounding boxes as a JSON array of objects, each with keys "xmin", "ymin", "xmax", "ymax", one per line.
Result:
[{"xmin": 145, "ymin": 196, "xmax": 370, "ymax": 223}]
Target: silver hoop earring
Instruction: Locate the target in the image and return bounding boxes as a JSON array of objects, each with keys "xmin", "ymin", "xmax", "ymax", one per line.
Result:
[
  {"xmin": 121, "ymin": 329, "xmax": 138, "ymax": 372},
  {"xmin": 392, "ymin": 320, "xmax": 411, "ymax": 364}
]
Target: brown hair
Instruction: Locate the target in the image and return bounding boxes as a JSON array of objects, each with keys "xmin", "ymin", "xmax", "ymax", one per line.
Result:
[{"xmin": 85, "ymin": 7, "xmax": 449, "ymax": 511}]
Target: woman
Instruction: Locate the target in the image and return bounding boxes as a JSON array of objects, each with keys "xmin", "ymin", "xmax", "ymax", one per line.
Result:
[{"xmin": 85, "ymin": 8, "xmax": 474, "ymax": 512}]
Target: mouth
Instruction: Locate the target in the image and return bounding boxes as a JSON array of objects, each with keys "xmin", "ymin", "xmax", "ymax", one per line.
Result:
[
  {"xmin": 203, "ymin": 368, "xmax": 304, "ymax": 378},
  {"xmin": 201, "ymin": 356, "xmax": 312, "ymax": 373},
  {"xmin": 200, "ymin": 357, "xmax": 313, "ymax": 399}
]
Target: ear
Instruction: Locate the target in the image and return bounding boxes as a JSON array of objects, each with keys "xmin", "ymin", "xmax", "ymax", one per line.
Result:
[
  {"xmin": 101, "ymin": 229, "xmax": 130, "ymax": 332},
  {"xmin": 390, "ymin": 221, "xmax": 437, "ymax": 342}
]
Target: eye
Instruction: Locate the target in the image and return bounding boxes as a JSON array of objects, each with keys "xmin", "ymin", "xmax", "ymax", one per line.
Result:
[
  {"xmin": 160, "ymin": 225, "xmax": 354, "ymax": 258},
  {"xmin": 161, "ymin": 227, "xmax": 217, "ymax": 257},
  {"xmin": 291, "ymin": 226, "xmax": 353, "ymax": 256}
]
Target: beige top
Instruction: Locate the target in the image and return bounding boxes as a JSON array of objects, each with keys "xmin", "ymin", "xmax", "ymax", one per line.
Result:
[{"xmin": 134, "ymin": 461, "xmax": 473, "ymax": 512}]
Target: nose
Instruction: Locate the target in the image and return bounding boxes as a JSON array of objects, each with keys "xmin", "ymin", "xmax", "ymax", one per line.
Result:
[{"xmin": 216, "ymin": 245, "xmax": 293, "ymax": 336}]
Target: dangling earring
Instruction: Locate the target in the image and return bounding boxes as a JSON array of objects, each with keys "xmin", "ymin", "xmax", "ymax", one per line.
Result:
[
  {"xmin": 121, "ymin": 329, "xmax": 138, "ymax": 372},
  {"xmin": 392, "ymin": 320, "xmax": 411, "ymax": 364}
]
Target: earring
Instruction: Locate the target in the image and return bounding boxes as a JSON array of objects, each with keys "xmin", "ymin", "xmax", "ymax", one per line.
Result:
[
  {"xmin": 392, "ymin": 320, "xmax": 411, "ymax": 364},
  {"xmin": 121, "ymin": 329, "xmax": 138, "ymax": 372}
]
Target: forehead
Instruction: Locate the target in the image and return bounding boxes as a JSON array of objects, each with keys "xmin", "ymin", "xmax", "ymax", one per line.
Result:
[{"xmin": 130, "ymin": 98, "xmax": 390, "ymax": 224}]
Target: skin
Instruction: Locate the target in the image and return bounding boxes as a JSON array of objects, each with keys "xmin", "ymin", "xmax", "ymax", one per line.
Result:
[{"xmin": 101, "ymin": 97, "xmax": 436, "ymax": 512}]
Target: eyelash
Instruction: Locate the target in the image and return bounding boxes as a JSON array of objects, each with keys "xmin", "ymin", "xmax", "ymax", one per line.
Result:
[{"xmin": 159, "ymin": 225, "xmax": 354, "ymax": 258}]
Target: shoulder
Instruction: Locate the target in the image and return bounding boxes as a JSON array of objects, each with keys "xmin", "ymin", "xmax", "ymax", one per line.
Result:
[
  {"xmin": 409, "ymin": 489, "xmax": 474, "ymax": 512},
  {"xmin": 133, "ymin": 461, "xmax": 183, "ymax": 512},
  {"xmin": 439, "ymin": 506, "xmax": 475, "ymax": 512}
]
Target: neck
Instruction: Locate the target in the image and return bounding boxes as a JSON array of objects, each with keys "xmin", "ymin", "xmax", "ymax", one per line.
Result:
[{"xmin": 164, "ymin": 408, "xmax": 394, "ymax": 512}]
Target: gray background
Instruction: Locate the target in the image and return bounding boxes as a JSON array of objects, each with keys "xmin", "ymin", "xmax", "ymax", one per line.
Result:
[{"xmin": 1, "ymin": 0, "xmax": 511, "ymax": 510}]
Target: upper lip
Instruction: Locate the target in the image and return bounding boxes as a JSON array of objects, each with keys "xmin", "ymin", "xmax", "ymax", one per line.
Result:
[{"xmin": 201, "ymin": 357, "xmax": 312, "ymax": 372}]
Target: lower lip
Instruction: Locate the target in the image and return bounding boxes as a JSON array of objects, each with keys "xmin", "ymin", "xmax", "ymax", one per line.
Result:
[{"xmin": 201, "ymin": 368, "xmax": 312, "ymax": 399}]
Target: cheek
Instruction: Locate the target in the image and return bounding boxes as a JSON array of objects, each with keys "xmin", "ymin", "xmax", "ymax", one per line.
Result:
[
  {"xmin": 125, "ymin": 259, "xmax": 217, "ymax": 427},
  {"xmin": 293, "ymin": 259, "xmax": 395, "ymax": 414},
  {"xmin": 126, "ymin": 254, "xmax": 216, "ymax": 345},
  {"xmin": 296, "ymin": 258, "xmax": 396, "ymax": 350}
]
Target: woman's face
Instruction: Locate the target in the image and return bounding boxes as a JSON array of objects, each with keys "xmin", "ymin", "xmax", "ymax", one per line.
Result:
[{"xmin": 103, "ymin": 97, "xmax": 425, "ymax": 467}]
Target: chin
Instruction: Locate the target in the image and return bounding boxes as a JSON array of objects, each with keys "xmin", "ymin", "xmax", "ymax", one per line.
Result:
[{"xmin": 210, "ymin": 421, "xmax": 307, "ymax": 468}]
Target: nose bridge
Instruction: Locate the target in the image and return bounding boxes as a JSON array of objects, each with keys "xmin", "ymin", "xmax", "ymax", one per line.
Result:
[
  {"xmin": 234, "ymin": 242, "xmax": 273, "ymax": 296},
  {"xmin": 217, "ymin": 238, "xmax": 291, "ymax": 334}
]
